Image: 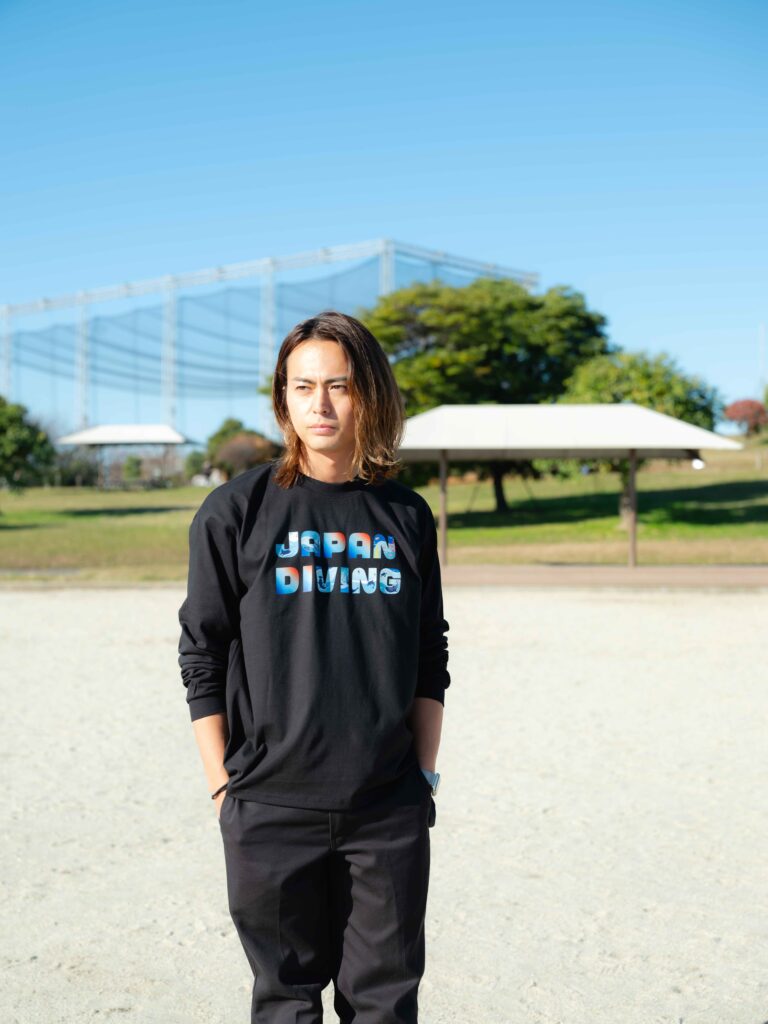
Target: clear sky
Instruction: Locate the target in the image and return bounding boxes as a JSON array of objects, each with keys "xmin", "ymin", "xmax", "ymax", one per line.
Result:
[{"xmin": 2, "ymin": 0, "xmax": 766, "ymax": 421}]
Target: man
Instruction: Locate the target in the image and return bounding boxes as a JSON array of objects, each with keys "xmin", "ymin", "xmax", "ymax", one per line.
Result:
[{"xmin": 178, "ymin": 310, "xmax": 450, "ymax": 1023}]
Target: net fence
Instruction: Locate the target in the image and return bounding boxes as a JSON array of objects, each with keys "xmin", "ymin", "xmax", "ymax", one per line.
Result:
[{"xmin": 2, "ymin": 241, "xmax": 536, "ymax": 446}]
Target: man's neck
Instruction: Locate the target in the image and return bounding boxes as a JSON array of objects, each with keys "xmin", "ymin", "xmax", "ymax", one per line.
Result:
[{"xmin": 299, "ymin": 457, "xmax": 356, "ymax": 485}]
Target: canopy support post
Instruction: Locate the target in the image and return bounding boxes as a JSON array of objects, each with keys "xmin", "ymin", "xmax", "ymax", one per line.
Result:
[
  {"xmin": 627, "ymin": 448, "xmax": 637, "ymax": 568},
  {"xmin": 439, "ymin": 448, "xmax": 448, "ymax": 566},
  {"xmin": 97, "ymin": 445, "xmax": 105, "ymax": 491}
]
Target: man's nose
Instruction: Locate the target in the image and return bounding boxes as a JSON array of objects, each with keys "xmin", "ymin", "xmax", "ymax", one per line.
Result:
[{"xmin": 312, "ymin": 388, "xmax": 331, "ymax": 412}]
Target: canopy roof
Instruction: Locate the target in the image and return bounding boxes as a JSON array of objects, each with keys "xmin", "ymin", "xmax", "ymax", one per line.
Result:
[
  {"xmin": 399, "ymin": 403, "xmax": 742, "ymax": 460},
  {"xmin": 56, "ymin": 423, "xmax": 193, "ymax": 446}
]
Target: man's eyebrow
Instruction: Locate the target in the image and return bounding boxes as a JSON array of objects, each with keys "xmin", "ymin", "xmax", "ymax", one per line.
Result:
[{"xmin": 289, "ymin": 376, "xmax": 349, "ymax": 383}]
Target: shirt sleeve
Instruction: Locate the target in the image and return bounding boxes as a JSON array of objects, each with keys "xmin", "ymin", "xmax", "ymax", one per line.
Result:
[
  {"xmin": 414, "ymin": 501, "xmax": 451, "ymax": 704},
  {"xmin": 177, "ymin": 498, "xmax": 242, "ymax": 722}
]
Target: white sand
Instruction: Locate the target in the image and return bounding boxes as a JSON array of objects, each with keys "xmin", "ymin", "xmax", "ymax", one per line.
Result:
[{"xmin": 1, "ymin": 585, "xmax": 767, "ymax": 1024}]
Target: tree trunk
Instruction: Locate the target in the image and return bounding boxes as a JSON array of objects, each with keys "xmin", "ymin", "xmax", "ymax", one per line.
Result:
[
  {"xmin": 489, "ymin": 462, "xmax": 509, "ymax": 513},
  {"xmin": 616, "ymin": 457, "xmax": 635, "ymax": 530}
]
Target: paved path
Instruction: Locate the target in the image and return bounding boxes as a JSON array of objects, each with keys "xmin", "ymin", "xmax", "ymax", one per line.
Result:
[
  {"xmin": 443, "ymin": 563, "xmax": 768, "ymax": 589},
  {"xmin": 2, "ymin": 587, "xmax": 767, "ymax": 1022}
]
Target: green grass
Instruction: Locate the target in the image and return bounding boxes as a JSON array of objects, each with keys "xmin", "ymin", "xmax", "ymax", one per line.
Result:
[
  {"xmin": 1, "ymin": 446, "xmax": 767, "ymax": 579},
  {"xmin": 0, "ymin": 487, "xmax": 201, "ymax": 580}
]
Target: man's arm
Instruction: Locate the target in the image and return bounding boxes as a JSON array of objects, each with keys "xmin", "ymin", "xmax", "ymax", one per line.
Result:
[
  {"xmin": 192, "ymin": 712, "xmax": 230, "ymax": 816},
  {"xmin": 178, "ymin": 500, "xmax": 242, "ymax": 720},
  {"xmin": 178, "ymin": 497, "xmax": 242, "ymax": 811},
  {"xmin": 409, "ymin": 502, "xmax": 450, "ymax": 771},
  {"xmin": 407, "ymin": 697, "xmax": 444, "ymax": 772},
  {"xmin": 413, "ymin": 502, "xmax": 451, "ymax": 706}
]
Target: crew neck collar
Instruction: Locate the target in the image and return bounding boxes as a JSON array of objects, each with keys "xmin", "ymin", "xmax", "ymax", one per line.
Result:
[{"xmin": 295, "ymin": 470, "xmax": 369, "ymax": 495}]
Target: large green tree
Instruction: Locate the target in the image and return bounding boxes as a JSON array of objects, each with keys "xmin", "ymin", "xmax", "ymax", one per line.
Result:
[
  {"xmin": 558, "ymin": 350, "xmax": 723, "ymax": 522},
  {"xmin": 0, "ymin": 397, "xmax": 56, "ymax": 506},
  {"xmin": 360, "ymin": 277, "xmax": 612, "ymax": 509}
]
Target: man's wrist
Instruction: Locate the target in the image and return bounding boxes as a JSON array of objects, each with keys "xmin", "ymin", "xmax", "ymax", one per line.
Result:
[{"xmin": 420, "ymin": 767, "xmax": 440, "ymax": 795}]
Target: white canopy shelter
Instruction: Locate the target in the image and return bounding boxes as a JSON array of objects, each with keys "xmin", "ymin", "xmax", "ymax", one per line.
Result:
[
  {"xmin": 56, "ymin": 423, "xmax": 197, "ymax": 487},
  {"xmin": 56, "ymin": 423, "xmax": 193, "ymax": 446},
  {"xmin": 398, "ymin": 403, "xmax": 743, "ymax": 567}
]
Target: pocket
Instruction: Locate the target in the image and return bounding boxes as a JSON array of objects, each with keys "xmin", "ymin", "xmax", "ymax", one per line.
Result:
[
  {"xmin": 218, "ymin": 790, "xmax": 231, "ymax": 827},
  {"xmin": 428, "ymin": 796, "xmax": 437, "ymax": 828}
]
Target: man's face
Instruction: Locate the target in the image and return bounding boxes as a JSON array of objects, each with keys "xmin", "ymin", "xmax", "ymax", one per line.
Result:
[{"xmin": 284, "ymin": 339, "xmax": 356, "ymax": 468}]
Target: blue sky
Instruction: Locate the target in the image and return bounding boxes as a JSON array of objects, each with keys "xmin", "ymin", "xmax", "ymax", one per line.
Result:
[{"xmin": 2, "ymin": 0, "xmax": 766, "ymax": 429}]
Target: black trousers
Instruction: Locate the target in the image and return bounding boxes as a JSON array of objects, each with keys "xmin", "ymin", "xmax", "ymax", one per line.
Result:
[{"xmin": 218, "ymin": 761, "xmax": 437, "ymax": 1023}]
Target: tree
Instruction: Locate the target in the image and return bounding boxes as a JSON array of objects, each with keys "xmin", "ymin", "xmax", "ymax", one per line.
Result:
[
  {"xmin": 723, "ymin": 399, "xmax": 767, "ymax": 437},
  {"xmin": 206, "ymin": 418, "xmax": 249, "ymax": 463},
  {"xmin": 360, "ymin": 277, "xmax": 612, "ymax": 510},
  {"xmin": 184, "ymin": 450, "xmax": 206, "ymax": 480},
  {"xmin": 0, "ymin": 396, "xmax": 56, "ymax": 507},
  {"xmin": 204, "ymin": 416, "xmax": 281, "ymax": 480},
  {"xmin": 49, "ymin": 446, "xmax": 100, "ymax": 486},
  {"xmin": 123, "ymin": 455, "xmax": 143, "ymax": 482},
  {"xmin": 558, "ymin": 350, "xmax": 723, "ymax": 525}
]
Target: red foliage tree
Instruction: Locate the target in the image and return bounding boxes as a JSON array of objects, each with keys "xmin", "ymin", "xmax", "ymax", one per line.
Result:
[
  {"xmin": 214, "ymin": 432, "xmax": 280, "ymax": 478},
  {"xmin": 723, "ymin": 399, "xmax": 767, "ymax": 436}
]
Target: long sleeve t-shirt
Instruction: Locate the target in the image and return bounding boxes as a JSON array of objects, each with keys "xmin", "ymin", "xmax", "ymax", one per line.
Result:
[{"xmin": 177, "ymin": 461, "xmax": 450, "ymax": 810}]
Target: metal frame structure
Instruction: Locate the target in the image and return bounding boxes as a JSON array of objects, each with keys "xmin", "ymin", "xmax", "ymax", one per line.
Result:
[
  {"xmin": 1, "ymin": 238, "xmax": 538, "ymax": 431},
  {"xmin": 398, "ymin": 404, "xmax": 742, "ymax": 569}
]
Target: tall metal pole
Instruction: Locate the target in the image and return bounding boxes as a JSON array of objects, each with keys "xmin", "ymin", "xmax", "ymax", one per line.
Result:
[
  {"xmin": 439, "ymin": 448, "xmax": 448, "ymax": 566},
  {"xmin": 756, "ymin": 323, "xmax": 766, "ymax": 472},
  {"xmin": 162, "ymin": 280, "xmax": 177, "ymax": 429},
  {"xmin": 1, "ymin": 307, "xmax": 11, "ymax": 401},
  {"xmin": 378, "ymin": 239, "xmax": 395, "ymax": 297},
  {"xmin": 260, "ymin": 259, "xmax": 276, "ymax": 434},
  {"xmin": 627, "ymin": 448, "xmax": 638, "ymax": 568},
  {"xmin": 77, "ymin": 301, "xmax": 89, "ymax": 427}
]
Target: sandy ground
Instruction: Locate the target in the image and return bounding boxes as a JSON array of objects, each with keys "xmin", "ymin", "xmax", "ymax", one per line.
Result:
[{"xmin": 2, "ymin": 585, "xmax": 767, "ymax": 1024}]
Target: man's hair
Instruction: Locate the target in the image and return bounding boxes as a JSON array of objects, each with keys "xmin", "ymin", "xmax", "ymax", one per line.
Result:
[{"xmin": 271, "ymin": 310, "xmax": 406, "ymax": 488}]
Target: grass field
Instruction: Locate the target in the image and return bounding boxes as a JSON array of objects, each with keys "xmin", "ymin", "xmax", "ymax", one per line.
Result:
[{"xmin": 1, "ymin": 445, "xmax": 766, "ymax": 581}]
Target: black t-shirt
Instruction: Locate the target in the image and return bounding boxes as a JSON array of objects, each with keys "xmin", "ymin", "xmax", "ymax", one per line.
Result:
[{"xmin": 177, "ymin": 461, "xmax": 450, "ymax": 810}]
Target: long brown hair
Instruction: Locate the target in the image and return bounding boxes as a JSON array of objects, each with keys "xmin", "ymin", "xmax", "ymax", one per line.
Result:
[{"xmin": 271, "ymin": 310, "xmax": 405, "ymax": 488}]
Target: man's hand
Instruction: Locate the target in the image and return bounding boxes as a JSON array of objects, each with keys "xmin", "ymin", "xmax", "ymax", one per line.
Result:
[{"xmin": 214, "ymin": 789, "xmax": 227, "ymax": 820}]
